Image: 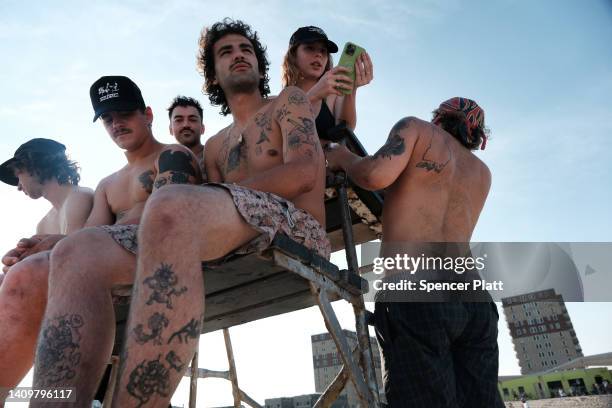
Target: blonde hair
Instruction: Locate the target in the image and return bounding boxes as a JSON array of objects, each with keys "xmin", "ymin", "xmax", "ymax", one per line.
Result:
[{"xmin": 281, "ymin": 44, "xmax": 334, "ymax": 88}]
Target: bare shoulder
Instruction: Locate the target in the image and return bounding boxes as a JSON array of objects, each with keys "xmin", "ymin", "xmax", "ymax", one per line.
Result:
[
  {"xmin": 205, "ymin": 127, "xmax": 229, "ymax": 148},
  {"xmin": 66, "ymin": 186, "xmax": 94, "ymax": 206},
  {"xmin": 276, "ymin": 86, "xmax": 308, "ymax": 106},
  {"xmin": 70, "ymin": 185, "xmax": 94, "ymax": 198},
  {"xmin": 478, "ymin": 157, "xmax": 492, "ymax": 187},
  {"xmin": 392, "ymin": 116, "xmax": 429, "ymax": 136},
  {"xmin": 96, "ymin": 172, "xmax": 117, "ymax": 191}
]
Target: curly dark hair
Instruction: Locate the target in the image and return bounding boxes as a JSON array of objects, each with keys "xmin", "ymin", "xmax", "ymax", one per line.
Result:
[
  {"xmin": 10, "ymin": 150, "xmax": 80, "ymax": 185},
  {"xmin": 196, "ymin": 18, "xmax": 271, "ymax": 116},
  {"xmin": 432, "ymin": 109, "xmax": 490, "ymax": 151},
  {"xmin": 167, "ymin": 95, "xmax": 203, "ymax": 121}
]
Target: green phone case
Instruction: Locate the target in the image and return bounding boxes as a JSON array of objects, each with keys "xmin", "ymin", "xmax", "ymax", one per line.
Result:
[{"xmin": 336, "ymin": 42, "xmax": 365, "ymax": 95}]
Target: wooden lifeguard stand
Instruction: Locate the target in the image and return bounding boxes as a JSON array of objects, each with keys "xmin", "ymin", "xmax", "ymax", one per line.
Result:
[{"xmin": 109, "ymin": 130, "xmax": 383, "ymax": 407}]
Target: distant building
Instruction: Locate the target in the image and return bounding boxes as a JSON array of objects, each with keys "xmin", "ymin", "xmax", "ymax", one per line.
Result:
[
  {"xmin": 264, "ymin": 393, "xmax": 347, "ymax": 408},
  {"xmin": 502, "ymin": 289, "xmax": 583, "ymax": 375},
  {"xmin": 311, "ymin": 330, "xmax": 384, "ymax": 407}
]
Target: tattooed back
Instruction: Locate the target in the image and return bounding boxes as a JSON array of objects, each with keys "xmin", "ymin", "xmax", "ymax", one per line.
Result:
[
  {"xmin": 381, "ymin": 117, "xmax": 491, "ymax": 247},
  {"xmin": 205, "ymin": 87, "xmax": 326, "ymax": 224}
]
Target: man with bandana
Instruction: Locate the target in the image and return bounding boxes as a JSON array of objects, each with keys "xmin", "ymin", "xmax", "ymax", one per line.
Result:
[{"xmin": 325, "ymin": 98, "xmax": 503, "ymax": 407}]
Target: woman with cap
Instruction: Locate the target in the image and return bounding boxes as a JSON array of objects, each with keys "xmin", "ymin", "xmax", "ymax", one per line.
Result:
[{"xmin": 281, "ymin": 26, "xmax": 373, "ymax": 139}]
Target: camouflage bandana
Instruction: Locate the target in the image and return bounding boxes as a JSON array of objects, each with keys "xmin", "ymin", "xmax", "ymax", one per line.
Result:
[{"xmin": 437, "ymin": 97, "xmax": 487, "ymax": 150}]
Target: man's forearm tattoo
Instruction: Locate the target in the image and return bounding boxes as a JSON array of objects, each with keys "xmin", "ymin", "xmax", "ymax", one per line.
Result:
[
  {"xmin": 143, "ymin": 263, "xmax": 187, "ymax": 309},
  {"xmin": 126, "ymin": 354, "xmax": 171, "ymax": 407},
  {"xmin": 35, "ymin": 314, "xmax": 84, "ymax": 385},
  {"xmin": 133, "ymin": 312, "xmax": 170, "ymax": 345},
  {"xmin": 138, "ymin": 170, "xmax": 154, "ymax": 193},
  {"xmin": 167, "ymin": 318, "xmax": 200, "ymax": 344}
]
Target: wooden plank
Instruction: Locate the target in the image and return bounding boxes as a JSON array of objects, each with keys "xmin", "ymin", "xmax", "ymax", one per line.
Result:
[
  {"xmin": 205, "ymin": 270, "xmax": 309, "ymax": 320},
  {"xmin": 223, "ymin": 329, "xmax": 241, "ymax": 408},
  {"xmin": 272, "ymin": 251, "xmax": 364, "ymax": 298},
  {"xmin": 203, "ymin": 254, "xmax": 284, "ymax": 294},
  {"xmin": 329, "ymin": 223, "xmax": 379, "ymax": 252},
  {"xmin": 266, "ymin": 235, "xmax": 339, "ymax": 281},
  {"xmin": 311, "ymin": 285, "xmax": 371, "ymax": 405},
  {"xmin": 189, "ymin": 345, "xmax": 199, "ymax": 408},
  {"xmin": 203, "ymin": 290, "xmax": 315, "ymax": 333}
]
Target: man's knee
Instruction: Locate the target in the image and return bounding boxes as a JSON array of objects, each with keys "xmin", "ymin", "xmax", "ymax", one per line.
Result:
[
  {"xmin": 50, "ymin": 228, "xmax": 111, "ymax": 278},
  {"xmin": 2, "ymin": 253, "xmax": 49, "ymax": 299},
  {"xmin": 144, "ymin": 185, "xmax": 208, "ymax": 227}
]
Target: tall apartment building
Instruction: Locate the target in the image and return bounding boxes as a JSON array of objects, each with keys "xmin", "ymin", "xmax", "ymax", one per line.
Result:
[
  {"xmin": 311, "ymin": 330, "xmax": 384, "ymax": 407},
  {"xmin": 502, "ymin": 289, "xmax": 583, "ymax": 374}
]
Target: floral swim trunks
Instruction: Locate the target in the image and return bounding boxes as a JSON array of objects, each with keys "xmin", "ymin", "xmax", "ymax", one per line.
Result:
[
  {"xmin": 208, "ymin": 183, "xmax": 331, "ymax": 260},
  {"xmin": 99, "ymin": 184, "xmax": 331, "ymax": 261},
  {"xmin": 100, "ymin": 224, "xmax": 139, "ymax": 255}
]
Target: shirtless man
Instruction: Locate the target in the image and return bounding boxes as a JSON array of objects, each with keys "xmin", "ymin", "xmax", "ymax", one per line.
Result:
[
  {"xmin": 168, "ymin": 95, "xmax": 207, "ymax": 178},
  {"xmin": 0, "ymin": 139, "xmax": 92, "ymax": 399},
  {"xmin": 28, "ymin": 75, "xmax": 201, "ymax": 407},
  {"xmin": 84, "ymin": 19, "xmax": 327, "ymax": 407},
  {"xmin": 325, "ymin": 98, "xmax": 503, "ymax": 407}
]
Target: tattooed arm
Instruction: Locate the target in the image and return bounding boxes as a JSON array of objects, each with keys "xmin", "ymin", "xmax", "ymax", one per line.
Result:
[
  {"xmin": 240, "ymin": 87, "xmax": 323, "ymax": 200},
  {"xmin": 324, "ymin": 116, "xmax": 420, "ymax": 191},
  {"xmin": 153, "ymin": 145, "xmax": 202, "ymax": 191}
]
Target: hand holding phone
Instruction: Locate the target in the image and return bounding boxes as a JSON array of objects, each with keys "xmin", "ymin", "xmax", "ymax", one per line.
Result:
[{"xmin": 336, "ymin": 42, "xmax": 366, "ymax": 95}]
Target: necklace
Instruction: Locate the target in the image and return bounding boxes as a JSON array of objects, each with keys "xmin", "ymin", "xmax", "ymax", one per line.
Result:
[{"xmin": 228, "ymin": 122, "xmax": 244, "ymax": 145}]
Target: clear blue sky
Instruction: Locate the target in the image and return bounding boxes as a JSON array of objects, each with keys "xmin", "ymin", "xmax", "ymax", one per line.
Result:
[{"xmin": 1, "ymin": 1, "xmax": 611, "ymax": 406}]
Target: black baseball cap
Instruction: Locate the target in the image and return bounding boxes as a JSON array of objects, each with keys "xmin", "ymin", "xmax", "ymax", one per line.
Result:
[
  {"xmin": 289, "ymin": 26, "xmax": 338, "ymax": 53},
  {"xmin": 0, "ymin": 138, "xmax": 66, "ymax": 186},
  {"xmin": 90, "ymin": 75, "xmax": 146, "ymax": 122}
]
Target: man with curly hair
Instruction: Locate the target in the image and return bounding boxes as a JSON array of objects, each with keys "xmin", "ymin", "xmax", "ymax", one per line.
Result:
[
  {"xmin": 103, "ymin": 18, "xmax": 329, "ymax": 407},
  {"xmin": 0, "ymin": 138, "xmax": 93, "ymax": 400},
  {"xmin": 325, "ymin": 98, "xmax": 503, "ymax": 407}
]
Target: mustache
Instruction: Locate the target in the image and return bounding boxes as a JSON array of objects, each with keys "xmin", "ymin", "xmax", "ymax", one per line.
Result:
[
  {"xmin": 113, "ymin": 128, "xmax": 132, "ymax": 137},
  {"xmin": 230, "ymin": 59, "xmax": 252, "ymax": 70}
]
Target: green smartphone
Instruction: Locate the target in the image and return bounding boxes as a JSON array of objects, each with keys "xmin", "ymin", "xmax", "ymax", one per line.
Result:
[{"xmin": 336, "ymin": 42, "xmax": 365, "ymax": 95}]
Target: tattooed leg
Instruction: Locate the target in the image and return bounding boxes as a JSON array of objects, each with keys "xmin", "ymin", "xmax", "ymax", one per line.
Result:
[
  {"xmin": 30, "ymin": 228, "xmax": 136, "ymax": 408},
  {"xmin": 0, "ymin": 252, "xmax": 49, "ymax": 401},
  {"xmin": 113, "ymin": 185, "xmax": 259, "ymax": 407}
]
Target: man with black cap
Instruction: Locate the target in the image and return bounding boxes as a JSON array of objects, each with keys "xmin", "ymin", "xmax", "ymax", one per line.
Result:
[
  {"xmin": 325, "ymin": 98, "xmax": 503, "ymax": 407},
  {"xmin": 28, "ymin": 75, "xmax": 201, "ymax": 405},
  {"xmin": 0, "ymin": 139, "xmax": 93, "ymax": 400}
]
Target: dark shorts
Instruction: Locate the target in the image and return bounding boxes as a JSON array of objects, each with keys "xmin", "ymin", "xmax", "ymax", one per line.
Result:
[
  {"xmin": 208, "ymin": 183, "xmax": 331, "ymax": 260},
  {"xmin": 374, "ymin": 302, "xmax": 504, "ymax": 408}
]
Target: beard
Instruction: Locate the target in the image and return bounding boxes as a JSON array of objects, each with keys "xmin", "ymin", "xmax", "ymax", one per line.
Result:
[{"xmin": 224, "ymin": 70, "xmax": 259, "ymax": 95}]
